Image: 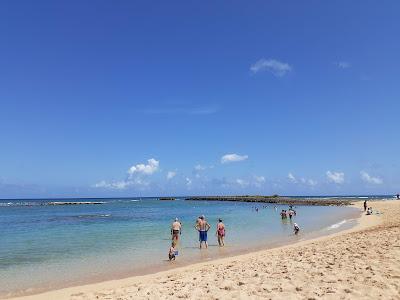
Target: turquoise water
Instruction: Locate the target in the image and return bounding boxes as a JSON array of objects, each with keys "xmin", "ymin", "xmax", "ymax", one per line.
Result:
[{"xmin": 0, "ymin": 197, "xmax": 362, "ymax": 297}]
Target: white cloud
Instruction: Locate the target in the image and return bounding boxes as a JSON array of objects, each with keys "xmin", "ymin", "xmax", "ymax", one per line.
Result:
[
  {"xmin": 193, "ymin": 164, "xmax": 214, "ymax": 179},
  {"xmin": 288, "ymin": 173, "xmax": 317, "ymax": 186},
  {"xmin": 93, "ymin": 180, "xmax": 131, "ymax": 190},
  {"xmin": 360, "ymin": 171, "xmax": 383, "ymax": 184},
  {"xmin": 253, "ymin": 175, "xmax": 266, "ymax": 187},
  {"xmin": 254, "ymin": 175, "xmax": 265, "ymax": 183},
  {"xmin": 94, "ymin": 180, "xmax": 113, "ymax": 189},
  {"xmin": 236, "ymin": 178, "xmax": 249, "ymax": 187},
  {"xmin": 94, "ymin": 158, "xmax": 159, "ymax": 190},
  {"xmin": 93, "ymin": 177, "xmax": 151, "ymax": 190},
  {"xmin": 221, "ymin": 153, "xmax": 248, "ymax": 164},
  {"xmin": 185, "ymin": 177, "xmax": 192, "ymax": 186},
  {"xmin": 194, "ymin": 164, "xmax": 207, "ymax": 171},
  {"xmin": 128, "ymin": 158, "xmax": 159, "ymax": 176},
  {"xmin": 288, "ymin": 172, "xmax": 297, "ymax": 183},
  {"xmin": 326, "ymin": 171, "xmax": 345, "ymax": 184},
  {"xmin": 336, "ymin": 61, "xmax": 351, "ymax": 69},
  {"xmin": 306, "ymin": 179, "xmax": 317, "ymax": 186},
  {"xmin": 166, "ymin": 171, "xmax": 176, "ymax": 180},
  {"xmin": 250, "ymin": 58, "xmax": 292, "ymax": 77}
]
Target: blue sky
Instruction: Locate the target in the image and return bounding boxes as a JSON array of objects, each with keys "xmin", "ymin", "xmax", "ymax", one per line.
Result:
[{"xmin": 0, "ymin": 1, "xmax": 399, "ymax": 198}]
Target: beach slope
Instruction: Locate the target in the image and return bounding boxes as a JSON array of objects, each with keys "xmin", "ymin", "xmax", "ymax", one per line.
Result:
[{"xmin": 9, "ymin": 200, "xmax": 400, "ymax": 300}]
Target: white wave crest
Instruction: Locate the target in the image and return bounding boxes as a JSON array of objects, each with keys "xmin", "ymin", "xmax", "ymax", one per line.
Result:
[{"xmin": 327, "ymin": 220, "xmax": 347, "ymax": 230}]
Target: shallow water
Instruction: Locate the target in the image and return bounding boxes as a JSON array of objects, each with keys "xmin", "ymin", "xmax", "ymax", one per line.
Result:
[{"xmin": 0, "ymin": 197, "xmax": 360, "ymax": 297}]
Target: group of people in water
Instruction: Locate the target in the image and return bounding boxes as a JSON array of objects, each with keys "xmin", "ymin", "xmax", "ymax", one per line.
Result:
[
  {"xmin": 168, "ymin": 196, "xmax": 400, "ymax": 260},
  {"xmin": 168, "ymin": 216, "xmax": 226, "ymax": 261},
  {"xmin": 168, "ymin": 205, "xmax": 300, "ymax": 260},
  {"xmin": 280, "ymin": 208, "xmax": 297, "ymax": 219},
  {"xmin": 280, "ymin": 206, "xmax": 300, "ymax": 234}
]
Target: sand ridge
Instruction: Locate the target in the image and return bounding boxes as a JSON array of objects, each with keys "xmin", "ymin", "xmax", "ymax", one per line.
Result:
[{"xmin": 8, "ymin": 200, "xmax": 400, "ymax": 300}]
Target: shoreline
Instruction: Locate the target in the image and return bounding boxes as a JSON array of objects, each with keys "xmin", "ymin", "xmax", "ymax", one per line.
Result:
[
  {"xmin": 2, "ymin": 205, "xmax": 359, "ymax": 299},
  {"xmin": 6, "ymin": 200, "xmax": 399, "ymax": 300}
]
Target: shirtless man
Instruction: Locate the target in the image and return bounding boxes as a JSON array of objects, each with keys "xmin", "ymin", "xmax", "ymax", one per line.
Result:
[
  {"xmin": 171, "ymin": 218, "xmax": 182, "ymax": 243},
  {"xmin": 195, "ymin": 215, "xmax": 210, "ymax": 249}
]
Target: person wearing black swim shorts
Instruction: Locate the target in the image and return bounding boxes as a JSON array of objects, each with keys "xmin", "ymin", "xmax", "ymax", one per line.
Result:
[{"xmin": 171, "ymin": 217, "xmax": 182, "ymax": 243}]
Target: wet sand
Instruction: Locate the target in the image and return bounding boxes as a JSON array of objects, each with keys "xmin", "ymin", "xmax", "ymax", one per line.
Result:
[{"xmin": 7, "ymin": 200, "xmax": 400, "ymax": 300}]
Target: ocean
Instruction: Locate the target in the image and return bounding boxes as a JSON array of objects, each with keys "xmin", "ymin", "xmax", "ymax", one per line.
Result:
[{"xmin": 0, "ymin": 195, "xmax": 391, "ymax": 297}]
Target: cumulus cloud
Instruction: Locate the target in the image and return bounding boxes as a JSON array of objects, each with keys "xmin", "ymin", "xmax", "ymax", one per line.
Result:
[
  {"xmin": 288, "ymin": 172, "xmax": 297, "ymax": 183},
  {"xmin": 221, "ymin": 153, "xmax": 248, "ymax": 164},
  {"xmin": 166, "ymin": 171, "xmax": 176, "ymax": 180},
  {"xmin": 360, "ymin": 171, "xmax": 383, "ymax": 184},
  {"xmin": 128, "ymin": 158, "xmax": 159, "ymax": 176},
  {"xmin": 250, "ymin": 58, "xmax": 292, "ymax": 77},
  {"xmin": 288, "ymin": 173, "xmax": 317, "ymax": 186},
  {"xmin": 94, "ymin": 158, "xmax": 159, "ymax": 190},
  {"xmin": 326, "ymin": 171, "xmax": 345, "ymax": 184},
  {"xmin": 185, "ymin": 177, "xmax": 192, "ymax": 186}
]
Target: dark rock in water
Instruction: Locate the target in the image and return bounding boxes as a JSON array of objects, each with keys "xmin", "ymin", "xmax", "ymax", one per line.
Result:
[
  {"xmin": 159, "ymin": 197, "xmax": 176, "ymax": 201},
  {"xmin": 185, "ymin": 196, "xmax": 352, "ymax": 206}
]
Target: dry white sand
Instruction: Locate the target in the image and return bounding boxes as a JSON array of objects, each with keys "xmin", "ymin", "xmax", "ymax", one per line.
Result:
[{"xmin": 8, "ymin": 200, "xmax": 400, "ymax": 300}]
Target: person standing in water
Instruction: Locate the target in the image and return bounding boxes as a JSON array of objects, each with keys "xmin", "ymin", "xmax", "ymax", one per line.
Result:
[
  {"xmin": 171, "ymin": 218, "xmax": 182, "ymax": 243},
  {"xmin": 216, "ymin": 218, "xmax": 225, "ymax": 247},
  {"xmin": 195, "ymin": 215, "xmax": 210, "ymax": 249}
]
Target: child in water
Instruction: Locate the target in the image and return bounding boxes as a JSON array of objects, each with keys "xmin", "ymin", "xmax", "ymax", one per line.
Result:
[
  {"xmin": 168, "ymin": 242, "xmax": 177, "ymax": 261},
  {"xmin": 293, "ymin": 223, "xmax": 300, "ymax": 235}
]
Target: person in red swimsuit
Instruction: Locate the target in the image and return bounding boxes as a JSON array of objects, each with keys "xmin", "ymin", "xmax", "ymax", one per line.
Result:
[{"xmin": 216, "ymin": 218, "xmax": 225, "ymax": 247}]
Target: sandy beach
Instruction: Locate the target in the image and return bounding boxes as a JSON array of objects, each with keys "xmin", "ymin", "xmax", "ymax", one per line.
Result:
[{"xmin": 8, "ymin": 200, "xmax": 400, "ymax": 300}]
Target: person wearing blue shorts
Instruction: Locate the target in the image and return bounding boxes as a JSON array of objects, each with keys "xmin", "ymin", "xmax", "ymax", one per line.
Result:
[{"xmin": 195, "ymin": 215, "xmax": 211, "ymax": 249}]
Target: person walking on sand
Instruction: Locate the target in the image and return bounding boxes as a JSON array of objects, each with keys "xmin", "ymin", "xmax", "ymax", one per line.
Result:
[
  {"xmin": 195, "ymin": 215, "xmax": 210, "ymax": 249},
  {"xmin": 171, "ymin": 218, "xmax": 182, "ymax": 243},
  {"xmin": 216, "ymin": 218, "xmax": 225, "ymax": 247},
  {"xmin": 363, "ymin": 200, "xmax": 368, "ymax": 212}
]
